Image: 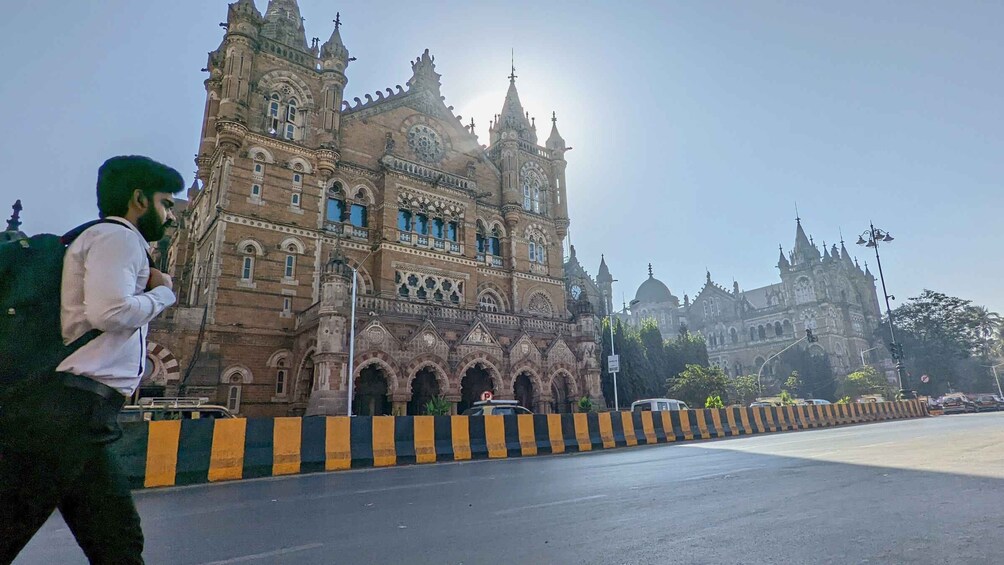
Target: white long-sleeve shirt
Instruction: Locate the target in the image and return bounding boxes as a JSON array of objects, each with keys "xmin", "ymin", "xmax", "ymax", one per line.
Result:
[{"xmin": 56, "ymin": 217, "xmax": 176, "ymax": 396}]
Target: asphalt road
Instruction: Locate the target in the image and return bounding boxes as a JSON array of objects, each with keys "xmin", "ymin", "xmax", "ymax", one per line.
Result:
[{"xmin": 16, "ymin": 413, "xmax": 1004, "ymax": 565}]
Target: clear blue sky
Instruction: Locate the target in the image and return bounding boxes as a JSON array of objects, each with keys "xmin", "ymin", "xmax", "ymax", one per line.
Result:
[{"xmin": 2, "ymin": 1, "xmax": 1001, "ymax": 313}]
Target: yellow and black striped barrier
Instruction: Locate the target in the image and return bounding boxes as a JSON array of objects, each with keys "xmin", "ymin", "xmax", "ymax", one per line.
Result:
[{"xmin": 113, "ymin": 399, "xmax": 928, "ymax": 489}]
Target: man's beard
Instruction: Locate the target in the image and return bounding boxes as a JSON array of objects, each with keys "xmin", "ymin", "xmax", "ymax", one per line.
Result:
[{"xmin": 137, "ymin": 205, "xmax": 167, "ymax": 242}]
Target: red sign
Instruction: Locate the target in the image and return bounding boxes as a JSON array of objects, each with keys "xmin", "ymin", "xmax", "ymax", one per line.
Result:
[
  {"xmin": 921, "ymin": 375, "xmax": 930, "ymax": 383},
  {"xmin": 480, "ymin": 391, "xmax": 494, "ymax": 401}
]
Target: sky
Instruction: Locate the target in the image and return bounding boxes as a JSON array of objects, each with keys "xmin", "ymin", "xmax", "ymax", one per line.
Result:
[{"xmin": 2, "ymin": 1, "xmax": 1002, "ymax": 313}]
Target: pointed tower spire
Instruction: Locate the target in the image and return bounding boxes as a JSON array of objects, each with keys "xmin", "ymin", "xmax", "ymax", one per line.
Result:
[
  {"xmin": 840, "ymin": 238, "xmax": 855, "ymax": 267},
  {"xmin": 792, "ymin": 216, "xmax": 819, "ymax": 265},
  {"xmin": 597, "ymin": 254, "xmax": 611, "ymax": 282},
  {"xmin": 321, "ymin": 11, "xmax": 350, "ymax": 62},
  {"xmin": 491, "ymin": 57, "xmax": 535, "ymax": 144},
  {"xmin": 546, "ymin": 111, "xmax": 566, "ymax": 151},
  {"xmin": 5, "ymin": 200, "xmax": 22, "ymax": 232},
  {"xmin": 777, "ymin": 244, "xmax": 791, "ymax": 269},
  {"xmin": 262, "ymin": 0, "xmax": 309, "ymax": 50}
]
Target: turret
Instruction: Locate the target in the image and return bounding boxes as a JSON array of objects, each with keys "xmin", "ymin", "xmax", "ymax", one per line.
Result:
[
  {"xmin": 318, "ymin": 13, "xmax": 352, "ymax": 158},
  {"xmin": 777, "ymin": 244, "xmax": 791, "ymax": 270},
  {"xmin": 596, "ymin": 255, "xmax": 613, "ymax": 315},
  {"xmin": 791, "ymin": 217, "xmax": 820, "ymax": 266},
  {"xmin": 215, "ymin": 0, "xmax": 261, "ymax": 151}
]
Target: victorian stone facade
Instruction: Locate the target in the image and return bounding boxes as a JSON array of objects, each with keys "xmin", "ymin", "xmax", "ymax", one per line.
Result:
[
  {"xmin": 610, "ymin": 218, "xmax": 894, "ymax": 383},
  {"xmin": 144, "ymin": 0, "xmax": 602, "ymax": 417}
]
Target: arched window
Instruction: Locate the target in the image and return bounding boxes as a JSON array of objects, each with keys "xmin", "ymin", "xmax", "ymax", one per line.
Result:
[
  {"xmin": 326, "ymin": 183, "xmax": 345, "ymax": 224},
  {"xmin": 488, "ymin": 226, "xmax": 502, "ymax": 256},
  {"xmin": 774, "ymin": 321, "xmax": 783, "ymax": 337},
  {"xmin": 528, "ymin": 241, "xmax": 536, "ymax": 262},
  {"xmin": 284, "ymin": 253, "xmax": 295, "ymax": 278},
  {"xmin": 730, "ymin": 328, "xmax": 738, "ymax": 344},
  {"xmin": 350, "ymin": 203, "xmax": 368, "ymax": 228},
  {"xmin": 536, "ymin": 241, "xmax": 545, "ymax": 264},
  {"xmin": 476, "ymin": 222, "xmax": 487, "ymax": 254},
  {"xmin": 522, "ymin": 170, "xmax": 545, "ymax": 214},
  {"xmin": 241, "ymin": 245, "xmax": 255, "ymax": 281},
  {"xmin": 703, "ymin": 301, "xmax": 709, "ymax": 317},
  {"xmin": 398, "ymin": 209, "xmax": 413, "ymax": 232},
  {"xmin": 758, "ymin": 325, "xmax": 767, "ymax": 340},
  {"xmin": 750, "ymin": 327, "xmax": 757, "ymax": 342},
  {"xmin": 268, "ymin": 93, "xmax": 280, "ymax": 119},
  {"xmin": 275, "ymin": 359, "xmax": 287, "ymax": 396},
  {"xmin": 783, "ymin": 319, "xmax": 793, "ymax": 336},
  {"xmin": 227, "ymin": 374, "xmax": 242, "ymax": 412}
]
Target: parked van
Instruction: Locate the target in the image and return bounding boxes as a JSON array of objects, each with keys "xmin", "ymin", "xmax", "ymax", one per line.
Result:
[{"xmin": 630, "ymin": 398, "xmax": 689, "ymax": 412}]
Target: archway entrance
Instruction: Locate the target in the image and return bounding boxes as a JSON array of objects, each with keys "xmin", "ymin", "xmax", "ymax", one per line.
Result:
[
  {"xmin": 459, "ymin": 364, "xmax": 495, "ymax": 414},
  {"xmin": 550, "ymin": 374, "xmax": 573, "ymax": 414},
  {"xmin": 408, "ymin": 368, "xmax": 440, "ymax": 415},
  {"xmin": 513, "ymin": 372, "xmax": 534, "ymax": 410},
  {"xmin": 353, "ymin": 365, "xmax": 391, "ymax": 416}
]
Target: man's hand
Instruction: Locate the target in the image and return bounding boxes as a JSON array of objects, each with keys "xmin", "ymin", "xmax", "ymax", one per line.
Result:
[{"xmin": 147, "ymin": 268, "xmax": 173, "ymax": 291}]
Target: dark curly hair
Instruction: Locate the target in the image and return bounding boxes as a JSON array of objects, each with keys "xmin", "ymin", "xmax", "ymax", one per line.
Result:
[{"xmin": 96, "ymin": 155, "xmax": 184, "ymax": 218}]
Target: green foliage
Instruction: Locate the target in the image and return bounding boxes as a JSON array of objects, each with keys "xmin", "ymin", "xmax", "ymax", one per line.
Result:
[
  {"xmin": 729, "ymin": 375, "xmax": 761, "ymax": 407},
  {"xmin": 837, "ymin": 366, "xmax": 890, "ymax": 400},
  {"xmin": 705, "ymin": 395, "xmax": 725, "ymax": 409},
  {"xmin": 424, "ymin": 396, "xmax": 452, "ymax": 416},
  {"xmin": 577, "ymin": 396, "xmax": 595, "ymax": 413},
  {"xmin": 783, "ymin": 371, "xmax": 801, "ymax": 396},
  {"xmin": 775, "ymin": 348, "xmax": 834, "ymax": 400},
  {"xmin": 836, "ymin": 396, "xmax": 851, "ymax": 404},
  {"xmin": 667, "ymin": 364, "xmax": 730, "ymax": 408},
  {"xmin": 883, "ymin": 290, "xmax": 1002, "ymax": 395},
  {"xmin": 600, "ymin": 318, "xmax": 711, "ymax": 408},
  {"xmin": 778, "ymin": 390, "xmax": 796, "ymax": 406}
]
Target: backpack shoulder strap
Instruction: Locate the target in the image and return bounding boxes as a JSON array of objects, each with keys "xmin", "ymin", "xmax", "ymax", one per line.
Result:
[{"xmin": 60, "ymin": 218, "xmax": 153, "ymax": 267}]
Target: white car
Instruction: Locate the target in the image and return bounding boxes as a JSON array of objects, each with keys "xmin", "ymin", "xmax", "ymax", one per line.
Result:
[{"xmin": 630, "ymin": 398, "xmax": 690, "ymax": 412}]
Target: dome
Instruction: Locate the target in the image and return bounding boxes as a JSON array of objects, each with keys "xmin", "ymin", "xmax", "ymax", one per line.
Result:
[{"xmin": 635, "ymin": 274, "xmax": 677, "ymax": 305}]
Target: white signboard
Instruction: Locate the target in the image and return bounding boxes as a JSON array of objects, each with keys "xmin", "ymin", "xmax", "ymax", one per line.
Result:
[{"xmin": 608, "ymin": 355, "xmax": 620, "ymax": 373}]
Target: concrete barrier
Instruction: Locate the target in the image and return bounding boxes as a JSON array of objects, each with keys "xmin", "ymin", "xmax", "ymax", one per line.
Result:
[{"xmin": 113, "ymin": 399, "xmax": 928, "ymax": 489}]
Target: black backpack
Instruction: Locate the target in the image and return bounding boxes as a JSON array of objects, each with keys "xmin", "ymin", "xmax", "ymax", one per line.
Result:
[{"xmin": 0, "ymin": 220, "xmax": 125, "ymax": 395}]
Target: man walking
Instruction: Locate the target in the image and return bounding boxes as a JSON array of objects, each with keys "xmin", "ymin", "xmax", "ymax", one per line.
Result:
[{"xmin": 0, "ymin": 156, "xmax": 182, "ymax": 564}]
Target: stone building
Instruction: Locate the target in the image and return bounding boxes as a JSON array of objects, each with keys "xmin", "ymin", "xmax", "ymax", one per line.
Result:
[
  {"xmin": 613, "ymin": 218, "xmax": 894, "ymax": 383},
  {"xmin": 147, "ymin": 0, "xmax": 603, "ymax": 417}
]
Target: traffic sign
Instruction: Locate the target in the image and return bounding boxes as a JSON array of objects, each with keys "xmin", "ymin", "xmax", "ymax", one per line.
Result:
[
  {"xmin": 608, "ymin": 355, "xmax": 620, "ymax": 373},
  {"xmin": 480, "ymin": 391, "xmax": 493, "ymax": 401},
  {"xmin": 920, "ymin": 375, "xmax": 930, "ymax": 384}
]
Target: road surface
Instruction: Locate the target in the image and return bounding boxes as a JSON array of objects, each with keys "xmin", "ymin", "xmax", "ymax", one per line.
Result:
[{"xmin": 17, "ymin": 413, "xmax": 1004, "ymax": 564}]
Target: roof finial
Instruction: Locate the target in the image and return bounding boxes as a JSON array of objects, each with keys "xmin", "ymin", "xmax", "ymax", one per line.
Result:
[
  {"xmin": 552, "ymin": 111, "xmax": 557, "ymax": 124},
  {"xmin": 508, "ymin": 49, "xmax": 517, "ymax": 83},
  {"xmin": 6, "ymin": 199, "xmax": 22, "ymax": 232},
  {"xmin": 795, "ymin": 201, "xmax": 801, "ymax": 224},
  {"xmin": 334, "ymin": 12, "xmax": 341, "ymax": 31},
  {"xmin": 647, "ymin": 263, "xmax": 653, "ymax": 277},
  {"xmin": 839, "ymin": 226, "xmax": 845, "ymax": 245},
  {"xmin": 469, "ymin": 117, "xmax": 476, "ymax": 135}
]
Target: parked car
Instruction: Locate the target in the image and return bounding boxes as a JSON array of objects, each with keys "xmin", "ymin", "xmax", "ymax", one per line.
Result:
[
  {"xmin": 804, "ymin": 399, "xmax": 832, "ymax": 406},
  {"xmin": 972, "ymin": 394, "xmax": 999, "ymax": 412},
  {"xmin": 119, "ymin": 397, "xmax": 235, "ymax": 423},
  {"xmin": 939, "ymin": 394, "xmax": 976, "ymax": 415},
  {"xmin": 462, "ymin": 399, "xmax": 533, "ymax": 416},
  {"xmin": 631, "ymin": 398, "xmax": 690, "ymax": 412}
]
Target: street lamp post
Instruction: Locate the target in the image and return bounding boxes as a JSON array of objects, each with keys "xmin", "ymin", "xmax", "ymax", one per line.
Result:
[
  {"xmin": 856, "ymin": 223, "xmax": 907, "ymax": 393},
  {"xmin": 990, "ymin": 363, "xmax": 1004, "ymax": 399},
  {"xmin": 345, "ymin": 244, "xmax": 380, "ymax": 416},
  {"xmin": 860, "ymin": 345, "xmax": 882, "ymax": 368},
  {"xmin": 603, "ymin": 287, "xmax": 619, "ymax": 411},
  {"xmin": 756, "ymin": 330, "xmax": 814, "ymax": 396}
]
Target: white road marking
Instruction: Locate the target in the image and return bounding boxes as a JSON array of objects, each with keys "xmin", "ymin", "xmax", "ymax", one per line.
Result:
[
  {"xmin": 494, "ymin": 494, "xmax": 608, "ymax": 515},
  {"xmin": 197, "ymin": 543, "xmax": 325, "ymax": 564}
]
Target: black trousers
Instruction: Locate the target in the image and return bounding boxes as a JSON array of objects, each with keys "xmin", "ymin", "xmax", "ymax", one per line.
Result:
[{"xmin": 0, "ymin": 375, "xmax": 144, "ymax": 565}]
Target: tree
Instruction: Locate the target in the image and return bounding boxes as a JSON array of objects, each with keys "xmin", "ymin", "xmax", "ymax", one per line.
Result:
[
  {"xmin": 705, "ymin": 395, "xmax": 725, "ymax": 409},
  {"xmin": 667, "ymin": 364, "xmax": 731, "ymax": 407},
  {"xmin": 775, "ymin": 347, "xmax": 835, "ymax": 400},
  {"xmin": 729, "ymin": 375, "xmax": 760, "ymax": 406},
  {"xmin": 837, "ymin": 366, "xmax": 891, "ymax": 400},
  {"xmin": 601, "ymin": 319, "xmax": 656, "ymax": 407},
  {"xmin": 665, "ymin": 329, "xmax": 709, "ymax": 379},
  {"xmin": 783, "ymin": 371, "xmax": 801, "ymax": 397},
  {"xmin": 884, "ymin": 290, "xmax": 1002, "ymax": 394}
]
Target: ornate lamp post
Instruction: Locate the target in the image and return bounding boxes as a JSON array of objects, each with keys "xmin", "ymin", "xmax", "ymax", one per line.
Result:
[{"xmin": 856, "ymin": 223, "xmax": 907, "ymax": 393}]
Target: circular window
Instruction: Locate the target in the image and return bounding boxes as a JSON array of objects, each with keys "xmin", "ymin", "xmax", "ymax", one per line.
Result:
[{"xmin": 407, "ymin": 124, "xmax": 445, "ymax": 163}]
